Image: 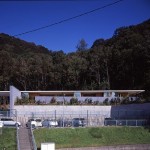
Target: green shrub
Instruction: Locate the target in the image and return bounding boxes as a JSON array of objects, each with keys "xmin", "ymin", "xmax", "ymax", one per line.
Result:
[
  {"xmin": 103, "ymin": 98, "xmax": 109, "ymax": 105},
  {"xmin": 50, "ymin": 97, "xmax": 57, "ymax": 104},
  {"xmin": 70, "ymin": 98, "xmax": 78, "ymax": 105},
  {"xmin": 89, "ymin": 128, "xmax": 103, "ymax": 139},
  {"xmin": 85, "ymin": 98, "xmax": 93, "ymax": 104}
]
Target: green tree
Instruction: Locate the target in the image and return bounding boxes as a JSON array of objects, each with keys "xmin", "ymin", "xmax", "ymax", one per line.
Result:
[{"xmin": 76, "ymin": 38, "xmax": 88, "ymax": 51}]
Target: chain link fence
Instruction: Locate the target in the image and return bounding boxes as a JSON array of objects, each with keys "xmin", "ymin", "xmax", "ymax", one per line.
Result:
[
  {"xmin": 0, "ymin": 109, "xmax": 149, "ymax": 127},
  {"xmin": 15, "ymin": 110, "xmax": 150, "ymax": 127},
  {"xmin": 0, "ymin": 109, "xmax": 17, "ymax": 121},
  {"xmin": 104, "ymin": 119, "xmax": 148, "ymax": 126},
  {"xmin": 17, "ymin": 110, "xmax": 107, "ymax": 127}
]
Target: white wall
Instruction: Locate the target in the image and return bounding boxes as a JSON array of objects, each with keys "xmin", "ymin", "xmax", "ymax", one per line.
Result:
[
  {"xmin": 14, "ymin": 103, "xmax": 150, "ymax": 119},
  {"xmin": 10, "ymin": 86, "xmax": 21, "ymax": 110},
  {"xmin": 14, "ymin": 105, "xmax": 111, "ymax": 117}
]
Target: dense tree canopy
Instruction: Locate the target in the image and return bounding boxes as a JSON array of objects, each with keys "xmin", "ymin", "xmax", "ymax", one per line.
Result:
[{"xmin": 0, "ymin": 19, "xmax": 150, "ymax": 98}]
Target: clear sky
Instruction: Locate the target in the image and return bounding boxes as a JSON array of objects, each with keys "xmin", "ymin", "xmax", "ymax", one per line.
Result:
[{"xmin": 0, "ymin": 0, "xmax": 150, "ymax": 53}]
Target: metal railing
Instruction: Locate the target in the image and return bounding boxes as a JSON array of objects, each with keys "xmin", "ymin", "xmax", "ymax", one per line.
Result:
[
  {"xmin": 16, "ymin": 126, "xmax": 20, "ymax": 150},
  {"xmin": 1, "ymin": 109, "xmax": 149, "ymax": 128},
  {"xmin": 30, "ymin": 127, "xmax": 37, "ymax": 150},
  {"xmin": 104, "ymin": 119, "xmax": 148, "ymax": 126},
  {"xmin": 16, "ymin": 110, "xmax": 150, "ymax": 128}
]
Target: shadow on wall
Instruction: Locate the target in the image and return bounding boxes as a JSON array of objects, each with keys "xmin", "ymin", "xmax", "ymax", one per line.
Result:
[{"xmin": 110, "ymin": 103, "xmax": 150, "ymax": 120}]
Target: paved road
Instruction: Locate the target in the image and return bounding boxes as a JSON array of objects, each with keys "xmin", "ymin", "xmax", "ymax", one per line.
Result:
[
  {"xmin": 18, "ymin": 127, "xmax": 33, "ymax": 150},
  {"xmin": 57, "ymin": 144, "xmax": 150, "ymax": 150}
]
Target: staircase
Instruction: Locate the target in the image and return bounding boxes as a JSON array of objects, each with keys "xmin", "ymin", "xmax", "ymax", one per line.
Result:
[{"xmin": 18, "ymin": 127, "xmax": 33, "ymax": 150}]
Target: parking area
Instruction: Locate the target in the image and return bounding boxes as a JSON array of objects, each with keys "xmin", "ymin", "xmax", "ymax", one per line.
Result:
[
  {"xmin": 17, "ymin": 116, "xmax": 149, "ymax": 129},
  {"xmin": 0, "ymin": 109, "xmax": 149, "ymax": 128}
]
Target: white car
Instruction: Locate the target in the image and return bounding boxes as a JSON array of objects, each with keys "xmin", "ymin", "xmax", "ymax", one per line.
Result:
[
  {"xmin": 42, "ymin": 119, "xmax": 58, "ymax": 127},
  {"xmin": 1, "ymin": 118, "xmax": 21, "ymax": 127},
  {"xmin": 35, "ymin": 119, "xmax": 42, "ymax": 127},
  {"xmin": 0, "ymin": 121, "xmax": 4, "ymax": 127},
  {"xmin": 26, "ymin": 118, "xmax": 42, "ymax": 128},
  {"xmin": 26, "ymin": 119, "xmax": 36, "ymax": 128}
]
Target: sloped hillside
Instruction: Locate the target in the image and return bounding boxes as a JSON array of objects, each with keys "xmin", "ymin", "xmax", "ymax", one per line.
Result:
[{"xmin": 0, "ymin": 19, "xmax": 150, "ymax": 99}]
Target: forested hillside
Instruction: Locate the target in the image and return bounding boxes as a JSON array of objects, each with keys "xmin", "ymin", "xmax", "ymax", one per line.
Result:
[{"xmin": 0, "ymin": 19, "xmax": 150, "ymax": 97}]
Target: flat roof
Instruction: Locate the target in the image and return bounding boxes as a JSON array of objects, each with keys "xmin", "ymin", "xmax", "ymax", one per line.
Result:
[
  {"xmin": 22, "ymin": 90, "xmax": 145, "ymax": 92},
  {"xmin": 21, "ymin": 90, "xmax": 145, "ymax": 95},
  {"xmin": 0, "ymin": 91, "xmax": 10, "ymax": 96},
  {"xmin": 0, "ymin": 90, "xmax": 145, "ymax": 96}
]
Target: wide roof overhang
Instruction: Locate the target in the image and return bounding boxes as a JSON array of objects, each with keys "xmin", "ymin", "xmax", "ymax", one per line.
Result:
[
  {"xmin": 0, "ymin": 91, "xmax": 10, "ymax": 96},
  {"xmin": 21, "ymin": 90, "xmax": 145, "ymax": 95},
  {"xmin": 0, "ymin": 90, "xmax": 145, "ymax": 96}
]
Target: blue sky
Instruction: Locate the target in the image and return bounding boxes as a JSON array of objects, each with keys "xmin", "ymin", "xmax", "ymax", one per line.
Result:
[{"xmin": 0, "ymin": 0, "xmax": 150, "ymax": 53}]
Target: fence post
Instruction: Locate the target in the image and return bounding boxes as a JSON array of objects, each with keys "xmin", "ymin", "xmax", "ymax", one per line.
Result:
[
  {"xmin": 87, "ymin": 110, "xmax": 89, "ymax": 127},
  {"xmin": 96, "ymin": 114, "xmax": 98, "ymax": 126},
  {"xmin": 16, "ymin": 110, "xmax": 18, "ymax": 123},
  {"xmin": 55, "ymin": 110, "xmax": 56, "ymax": 122}
]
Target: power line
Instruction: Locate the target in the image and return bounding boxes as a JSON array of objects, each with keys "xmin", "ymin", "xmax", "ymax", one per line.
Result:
[{"xmin": 13, "ymin": 0, "xmax": 123, "ymax": 37}]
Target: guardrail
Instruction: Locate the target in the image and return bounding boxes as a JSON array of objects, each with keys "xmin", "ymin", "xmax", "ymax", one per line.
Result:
[
  {"xmin": 16, "ymin": 126, "xmax": 20, "ymax": 150},
  {"xmin": 104, "ymin": 119, "xmax": 148, "ymax": 126},
  {"xmin": 30, "ymin": 127, "xmax": 37, "ymax": 150}
]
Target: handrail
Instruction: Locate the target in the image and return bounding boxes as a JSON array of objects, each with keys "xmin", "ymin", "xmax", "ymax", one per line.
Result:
[
  {"xmin": 16, "ymin": 126, "xmax": 20, "ymax": 150},
  {"xmin": 30, "ymin": 126, "xmax": 37, "ymax": 150}
]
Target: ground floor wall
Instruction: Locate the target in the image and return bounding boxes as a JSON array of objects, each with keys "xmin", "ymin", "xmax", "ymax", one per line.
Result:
[
  {"xmin": 14, "ymin": 103, "xmax": 150, "ymax": 124},
  {"xmin": 14, "ymin": 103, "xmax": 150, "ymax": 116},
  {"xmin": 14, "ymin": 105, "xmax": 110, "ymax": 114}
]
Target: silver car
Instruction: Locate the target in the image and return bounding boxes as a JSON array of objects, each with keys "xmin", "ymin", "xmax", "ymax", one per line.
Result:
[
  {"xmin": 42, "ymin": 119, "xmax": 58, "ymax": 127},
  {"xmin": 72, "ymin": 118, "xmax": 86, "ymax": 127}
]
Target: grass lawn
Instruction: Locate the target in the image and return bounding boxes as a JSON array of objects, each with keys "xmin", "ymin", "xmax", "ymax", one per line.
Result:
[
  {"xmin": 0, "ymin": 127, "xmax": 17, "ymax": 150},
  {"xmin": 34, "ymin": 126, "xmax": 150, "ymax": 149}
]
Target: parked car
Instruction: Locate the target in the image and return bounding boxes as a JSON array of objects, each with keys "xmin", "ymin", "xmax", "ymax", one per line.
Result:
[
  {"xmin": 72, "ymin": 118, "xmax": 86, "ymax": 127},
  {"xmin": 26, "ymin": 118, "xmax": 42, "ymax": 128},
  {"xmin": 0, "ymin": 121, "xmax": 4, "ymax": 127},
  {"xmin": 58, "ymin": 119, "xmax": 72, "ymax": 127},
  {"xmin": 1, "ymin": 118, "xmax": 21, "ymax": 127},
  {"xmin": 42, "ymin": 119, "xmax": 58, "ymax": 127},
  {"xmin": 26, "ymin": 119, "xmax": 36, "ymax": 128},
  {"xmin": 35, "ymin": 118, "xmax": 42, "ymax": 127}
]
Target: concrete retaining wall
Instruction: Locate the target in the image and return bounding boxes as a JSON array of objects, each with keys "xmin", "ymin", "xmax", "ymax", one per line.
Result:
[
  {"xmin": 14, "ymin": 103, "xmax": 150, "ymax": 116},
  {"xmin": 14, "ymin": 105, "xmax": 111, "ymax": 116}
]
